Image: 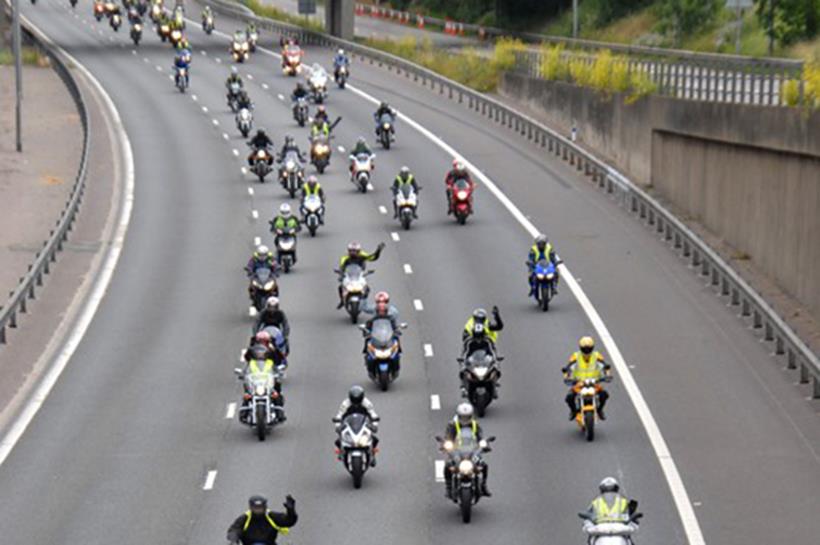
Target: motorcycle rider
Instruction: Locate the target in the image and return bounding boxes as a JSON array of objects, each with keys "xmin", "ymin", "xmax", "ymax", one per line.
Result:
[
  {"xmin": 361, "ymin": 291, "xmax": 401, "ymax": 354},
  {"xmin": 585, "ymin": 477, "xmax": 638, "ymax": 526},
  {"xmin": 336, "ymin": 241, "xmax": 385, "ymax": 308},
  {"xmin": 172, "ymin": 47, "xmax": 190, "ymax": 86},
  {"xmin": 201, "ymin": 5, "xmax": 212, "ymax": 23},
  {"xmin": 333, "ymin": 385, "xmax": 380, "ymax": 466},
  {"xmin": 462, "ymin": 306, "xmax": 503, "ymax": 347},
  {"xmin": 443, "ymin": 402, "xmax": 491, "ymax": 497},
  {"xmin": 240, "ymin": 342, "xmax": 286, "ymax": 421},
  {"xmin": 270, "ymin": 203, "xmax": 301, "ymax": 246},
  {"xmin": 348, "ymin": 136, "xmax": 373, "ymax": 175},
  {"xmin": 310, "ymin": 117, "xmax": 330, "ymax": 139},
  {"xmin": 445, "ymin": 160, "xmax": 475, "ymax": 215},
  {"xmin": 236, "ymin": 89, "xmax": 254, "ymax": 111},
  {"xmin": 391, "ymin": 166, "xmax": 420, "ymax": 219},
  {"xmin": 226, "ymin": 494, "xmax": 297, "ymax": 545},
  {"xmin": 332, "ymin": 48, "xmax": 349, "ymax": 80},
  {"xmin": 245, "ymin": 244, "xmax": 278, "ymax": 276},
  {"xmin": 562, "ymin": 336, "xmax": 611, "ymax": 421},
  {"xmin": 226, "ymin": 66, "xmax": 244, "ymax": 95},
  {"xmin": 254, "ymin": 296, "xmax": 291, "ymax": 351},
  {"xmin": 247, "ymin": 128, "xmax": 273, "ymax": 166},
  {"xmin": 373, "ymin": 101, "xmax": 396, "ymax": 134},
  {"xmin": 277, "ymin": 134, "xmax": 307, "ymax": 163},
  {"xmin": 299, "ymin": 175, "xmax": 325, "ymax": 224},
  {"xmin": 291, "ymin": 82, "xmax": 309, "ymax": 101},
  {"xmin": 313, "ymin": 105, "xmax": 330, "ymax": 125},
  {"xmin": 527, "ymin": 234, "xmax": 561, "ymax": 296}
]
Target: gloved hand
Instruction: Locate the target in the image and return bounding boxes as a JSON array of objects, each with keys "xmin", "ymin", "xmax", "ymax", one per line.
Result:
[
  {"xmin": 284, "ymin": 494, "xmax": 296, "ymax": 510},
  {"xmin": 377, "ymin": 242, "xmax": 386, "ymax": 252},
  {"xmin": 492, "ymin": 305, "xmax": 500, "ymax": 318}
]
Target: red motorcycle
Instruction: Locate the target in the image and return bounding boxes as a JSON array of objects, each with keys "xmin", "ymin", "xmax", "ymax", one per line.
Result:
[{"xmin": 449, "ymin": 177, "xmax": 474, "ymax": 225}]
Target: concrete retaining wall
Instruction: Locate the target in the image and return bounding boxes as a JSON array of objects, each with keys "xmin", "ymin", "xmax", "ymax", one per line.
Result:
[{"xmin": 499, "ymin": 71, "xmax": 820, "ymax": 323}]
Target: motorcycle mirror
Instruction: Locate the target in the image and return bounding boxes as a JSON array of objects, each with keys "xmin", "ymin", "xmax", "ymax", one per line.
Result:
[
  {"xmin": 497, "ymin": 356, "xmax": 505, "ymax": 362},
  {"xmin": 456, "ymin": 357, "xmax": 465, "ymax": 363},
  {"xmin": 399, "ymin": 322, "xmax": 408, "ymax": 329},
  {"xmin": 365, "ymin": 270, "xmax": 375, "ymax": 276},
  {"xmin": 233, "ymin": 368, "xmax": 243, "ymax": 377},
  {"xmin": 357, "ymin": 324, "xmax": 367, "ymax": 331},
  {"xmin": 487, "ymin": 436, "xmax": 497, "ymax": 442},
  {"xmin": 628, "ymin": 499, "xmax": 639, "ymax": 514},
  {"xmin": 632, "ymin": 513, "xmax": 644, "ymax": 522},
  {"xmin": 578, "ymin": 512, "xmax": 592, "ymax": 521},
  {"xmin": 434, "ymin": 435, "xmax": 443, "ymax": 442}
]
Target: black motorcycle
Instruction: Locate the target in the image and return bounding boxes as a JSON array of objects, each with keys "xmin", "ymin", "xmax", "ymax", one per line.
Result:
[
  {"xmin": 436, "ymin": 435, "xmax": 495, "ymax": 523},
  {"xmin": 458, "ymin": 346, "xmax": 502, "ymax": 417}
]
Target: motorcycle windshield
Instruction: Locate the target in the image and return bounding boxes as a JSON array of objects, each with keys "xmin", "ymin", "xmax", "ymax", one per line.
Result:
[
  {"xmin": 343, "ymin": 264, "xmax": 364, "ymax": 281},
  {"xmin": 343, "ymin": 413, "xmax": 369, "ymax": 433},
  {"xmin": 466, "ymin": 349, "xmax": 494, "ymax": 368},
  {"xmin": 535, "ymin": 259, "xmax": 555, "ymax": 275},
  {"xmin": 254, "ymin": 267, "xmax": 272, "ymax": 283},
  {"xmin": 399, "ymin": 185, "xmax": 415, "ymax": 198},
  {"xmin": 284, "ymin": 151, "xmax": 301, "ymax": 164},
  {"xmin": 303, "ymin": 195, "xmax": 321, "ymax": 209},
  {"xmin": 379, "ymin": 113, "xmax": 393, "ymax": 125},
  {"xmin": 454, "ymin": 178, "xmax": 471, "ymax": 190},
  {"xmin": 370, "ymin": 319, "xmax": 395, "ymax": 348},
  {"xmin": 453, "ymin": 434, "xmax": 479, "ymax": 459}
]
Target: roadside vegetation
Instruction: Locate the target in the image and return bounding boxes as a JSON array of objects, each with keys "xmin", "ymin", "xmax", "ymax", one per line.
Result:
[
  {"xmin": 0, "ymin": 47, "xmax": 48, "ymax": 66},
  {"xmin": 782, "ymin": 62, "xmax": 820, "ymax": 107},
  {"xmin": 240, "ymin": 0, "xmax": 325, "ymax": 32}
]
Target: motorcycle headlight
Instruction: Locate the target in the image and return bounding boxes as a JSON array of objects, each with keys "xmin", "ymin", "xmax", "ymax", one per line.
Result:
[
  {"xmin": 546, "ymin": 273, "xmax": 555, "ymax": 280},
  {"xmin": 257, "ymin": 150, "xmax": 266, "ymax": 158},
  {"xmin": 581, "ymin": 387, "xmax": 596, "ymax": 396},
  {"xmin": 135, "ymin": 24, "xmax": 142, "ymax": 30},
  {"xmin": 457, "ymin": 190, "xmax": 468, "ymax": 200},
  {"xmin": 252, "ymin": 280, "xmax": 262, "ymax": 288},
  {"xmin": 315, "ymin": 144, "xmax": 328, "ymax": 153},
  {"xmin": 255, "ymin": 385, "xmax": 266, "ymax": 396},
  {"xmin": 355, "ymin": 428, "xmax": 372, "ymax": 447},
  {"xmin": 382, "ymin": 123, "xmax": 390, "ymax": 130},
  {"xmin": 263, "ymin": 281, "xmax": 275, "ymax": 290},
  {"xmin": 472, "ymin": 366, "xmax": 489, "ymax": 379},
  {"xmin": 286, "ymin": 160, "xmax": 295, "ymax": 170},
  {"xmin": 241, "ymin": 43, "xmax": 248, "ymax": 51},
  {"xmin": 374, "ymin": 347, "xmax": 392, "ymax": 359},
  {"xmin": 536, "ymin": 273, "xmax": 545, "ymax": 280},
  {"xmin": 458, "ymin": 460, "xmax": 474, "ymax": 475}
]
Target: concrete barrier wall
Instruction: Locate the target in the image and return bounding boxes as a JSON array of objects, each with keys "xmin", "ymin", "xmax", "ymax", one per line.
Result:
[{"xmin": 499, "ymin": 71, "xmax": 820, "ymax": 323}]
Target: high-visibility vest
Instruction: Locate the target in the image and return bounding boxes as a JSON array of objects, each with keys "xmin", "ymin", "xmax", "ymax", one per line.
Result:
[
  {"xmin": 590, "ymin": 495, "xmax": 629, "ymax": 523},
  {"xmin": 395, "ymin": 173, "xmax": 414, "ymax": 186},
  {"xmin": 464, "ymin": 317, "xmax": 498, "ymax": 344},
  {"xmin": 453, "ymin": 417, "xmax": 478, "ymax": 446},
  {"xmin": 530, "ymin": 243, "xmax": 553, "ymax": 262},
  {"xmin": 249, "ymin": 359, "xmax": 274, "ymax": 374},
  {"xmin": 303, "ymin": 183, "xmax": 321, "ymax": 196},
  {"xmin": 242, "ymin": 510, "xmax": 290, "ymax": 535},
  {"xmin": 571, "ymin": 352, "xmax": 603, "ymax": 380}
]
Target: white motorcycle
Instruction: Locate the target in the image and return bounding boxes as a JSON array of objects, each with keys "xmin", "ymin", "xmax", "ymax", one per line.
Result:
[
  {"xmin": 301, "ymin": 194, "xmax": 324, "ymax": 237},
  {"xmin": 350, "ymin": 153, "xmax": 375, "ymax": 193},
  {"xmin": 236, "ymin": 107, "xmax": 253, "ymax": 138},
  {"xmin": 334, "ymin": 413, "xmax": 376, "ymax": 489},
  {"xmin": 395, "ymin": 185, "xmax": 418, "ymax": 230},
  {"xmin": 308, "ymin": 64, "xmax": 329, "ymax": 103}
]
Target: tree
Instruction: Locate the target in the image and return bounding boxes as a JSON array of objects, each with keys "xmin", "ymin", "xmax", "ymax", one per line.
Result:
[
  {"xmin": 656, "ymin": 0, "xmax": 721, "ymax": 45},
  {"xmin": 755, "ymin": 0, "xmax": 820, "ymax": 47}
]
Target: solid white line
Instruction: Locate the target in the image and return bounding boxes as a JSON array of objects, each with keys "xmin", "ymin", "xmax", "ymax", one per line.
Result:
[
  {"xmin": 251, "ymin": 210, "xmax": 259, "ymax": 219},
  {"xmin": 378, "ymin": 205, "xmax": 387, "ymax": 215},
  {"xmin": 344, "ymin": 76, "xmax": 705, "ymax": 545},
  {"xmin": 247, "ymin": 187, "xmax": 255, "ymax": 196},
  {"xmin": 0, "ymin": 16, "xmax": 135, "ymax": 468},
  {"xmin": 232, "ymin": 149, "xmax": 239, "ymax": 157},
  {"xmin": 390, "ymin": 232, "xmax": 400, "ymax": 242},
  {"xmin": 434, "ymin": 460, "xmax": 445, "ymax": 482},
  {"xmin": 424, "ymin": 344, "xmax": 434, "ymax": 357},
  {"xmin": 413, "ymin": 299, "xmax": 424, "ymax": 311},
  {"xmin": 430, "ymin": 394, "xmax": 441, "ymax": 411},
  {"xmin": 225, "ymin": 403, "xmax": 237, "ymax": 419},
  {"xmin": 253, "ymin": 236, "xmax": 261, "ymax": 246},
  {"xmin": 403, "ymin": 263, "xmax": 413, "ymax": 274},
  {"xmin": 203, "ymin": 470, "xmax": 218, "ymax": 490}
]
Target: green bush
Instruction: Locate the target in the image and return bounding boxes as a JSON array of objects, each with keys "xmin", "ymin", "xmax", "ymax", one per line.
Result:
[
  {"xmin": 755, "ymin": 0, "xmax": 820, "ymax": 46},
  {"xmin": 656, "ymin": 0, "xmax": 721, "ymax": 44}
]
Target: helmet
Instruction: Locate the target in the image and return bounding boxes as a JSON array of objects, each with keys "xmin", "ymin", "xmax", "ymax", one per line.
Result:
[
  {"xmin": 256, "ymin": 244, "xmax": 270, "ymax": 256},
  {"xmin": 338, "ymin": 48, "xmax": 344, "ymax": 55},
  {"xmin": 257, "ymin": 128, "xmax": 267, "ymax": 138},
  {"xmin": 248, "ymin": 495, "xmax": 267, "ymax": 510},
  {"xmin": 379, "ymin": 101, "xmax": 388, "ymax": 109},
  {"xmin": 317, "ymin": 105, "xmax": 326, "ymax": 114},
  {"xmin": 296, "ymin": 82, "xmax": 305, "ymax": 90},
  {"xmin": 599, "ymin": 477, "xmax": 620, "ymax": 494},
  {"xmin": 399, "ymin": 166, "xmax": 410, "ymax": 177},
  {"xmin": 472, "ymin": 308, "xmax": 488, "ymax": 323},
  {"xmin": 348, "ymin": 385, "xmax": 365, "ymax": 405},
  {"xmin": 255, "ymin": 330, "xmax": 272, "ymax": 345},
  {"xmin": 456, "ymin": 402, "xmax": 474, "ymax": 424},
  {"xmin": 285, "ymin": 134, "xmax": 294, "ymax": 145},
  {"xmin": 455, "ymin": 162, "xmax": 466, "ymax": 173},
  {"xmin": 452, "ymin": 158, "xmax": 459, "ymax": 169},
  {"xmin": 279, "ymin": 203, "xmax": 291, "ymax": 217},
  {"xmin": 265, "ymin": 296, "xmax": 279, "ymax": 310},
  {"xmin": 357, "ymin": 136, "xmax": 366, "ymax": 145},
  {"xmin": 579, "ymin": 336, "xmax": 595, "ymax": 355},
  {"xmin": 306, "ymin": 175, "xmax": 318, "ymax": 186},
  {"xmin": 347, "ymin": 241, "xmax": 361, "ymax": 255},
  {"xmin": 535, "ymin": 234, "xmax": 548, "ymax": 251},
  {"xmin": 375, "ymin": 291, "xmax": 390, "ymax": 315}
]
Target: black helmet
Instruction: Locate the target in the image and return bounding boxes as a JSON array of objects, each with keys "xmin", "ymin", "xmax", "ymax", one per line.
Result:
[
  {"xmin": 257, "ymin": 128, "xmax": 267, "ymax": 138},
  {"xmin": 535, "ymin": 234, "xmax": 548, "ymax": 251},
  {"xmin": 348, "ymin": 385, "xmax": 365, "ymax": 405},
  {"xmin": 296, "ymin": 82, "xmax": 305, "ymax": 90},
  {"xmin": 379, "ymin": 101, "xmax": 388, "ymax": 109},
  {"xmin": 285, "ymin": 134, "xmax": 294, "ymax": 145},
  {"xmin": 249, "ymin": 495, "xmax": 268, "ymax": 508}
]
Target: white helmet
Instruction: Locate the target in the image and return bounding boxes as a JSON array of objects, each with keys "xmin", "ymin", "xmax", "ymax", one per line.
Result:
[
  {"xmin": 456, "ymin": 402, "xmax": 474, "ymax": 423},
  {"xmin": 599, "ymin": 477, "xmax": 620, "ymax": 494},
  {"xmin": 279, "ymin": 203, "xmax": 291, "ymax": 216},
  {"xmin": 338, "ymin": 48, "xmax": 344, "ymax": 56},
  {"xmin": 256, "ymin": 244, "xmax": 269, "ymax": 255}
]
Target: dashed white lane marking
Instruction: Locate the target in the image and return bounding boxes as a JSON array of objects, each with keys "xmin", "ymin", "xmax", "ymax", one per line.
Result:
[
  {"xmin": 277, "ymin": 93, "xmax": 285, "ymax": 100},
  {"xmin": 434, "ymin": 460, "xmax": 445, "ymax": 482},
  {"xmin": 424, "ymin": 344, "xmax": 434, "ymax": 358},
  {"xmin": 201, "ymin": 106, "xmax": 208, "ymax": 113},
  {"xmin": 337, "ymin": 145, "xmax": 345, "ymax": 153},
  {"xmin": 366, "ymin": 183, "xmax": 374, "ymax": 191},
  {"xmin": 413, "ymin": 299, "xmax": 424, "ymax": 311},
  {"xmin": 215, "ymin": 57, "xmax": 222, "ymax": 63},
  {"xmin": 247, "ymin": 187, "xmax": 255, "ymax": 196},
  {"xmin": 212, "ymin": 119, "xmax": 220, "ymax": 127},
  {"xmin": 191, "ymin": 94, "xmax": 198, "ymax": 101},
  {"xmin": 253, "ymin": 236, "xmax": 261, "ymax": 246},
  {"xmin": 247, "ymin": 73, "xmax": 253, "ymax": 80},
  {"xmin": 143, "ymin": 57, "xmax": 148, "ymax": 62},
  {"xmin": 222, "ymin": 132, "xmax": 229, "ymax": 140},
  {"xmin": 168, "ymin": 74, "xmax": 174, "ymax": 81},
  {"xmin": 155, "ymin": 65, "xmax": 162, "ymax": 71},
  {"xmin": 225, "ymin": 403, "xmax": 237, "ymax": 419},
  {"xmin": 232, "ymin": 149, "xmax": 239, "ymax": 157},
  {"xmin": 240, "ymin": 349, "xmax": 247, "ymax": 361},
  {"xmin": 262, "ymin": 83, "xmax": 269, "ymax": 90},
  {"xmin": 251, "ymin": 209, "xmax": 259, "ymax": 219},
  {"xmin": 693, "ymin": 501, "xmax": 703, "ymax": 507},
  {"xmin": 403, "ymin": 263, "xmax": 413, "ymax": 274},
  {"xmin": 390, "ymin": 232, "xmax": 400, "ymax": 242},
  {"xmin": 203, "ymin": 470, "xmax": 218, "ymax": 490},
  {"xmin": 249, "ymin": 306, "xmax": 257, "ymax": 317},
  {"xmin": 430, "ymin": 395, "xmax": 441, "ymax": 411},
  {"xmin": 131, "ymin": 49, "xmax": 136, "ymax": 55},
  {"xmin": 241, "ymin": 167, "xmax": 248, "ymax": 175},
  {"xmin": 378, "ymin": 205, "xmax": 387, "ymax": 215},
  {"xmin": 201, "ymin": 50, "xmax": 207, "ymax": 56}
]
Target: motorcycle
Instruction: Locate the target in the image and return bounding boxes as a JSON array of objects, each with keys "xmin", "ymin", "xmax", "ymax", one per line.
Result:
[
  {"xmin": 70, "ymin": 0, "xmax": 77, "ymax": 8},
  {"xmin": 231, "ymin": 38, "xmax": 250, "ymax": 63},
  {"xmin": 169, "ymin": 28, "xmax": 183, "ymax": 48},
  {"xmin": 334, "ymin": 64, "xmax": 348, "ymax": 89},
  {"xmin": 395, "ymin": 185, "xmax": 418, "ymax": 230},
  {"xmin": 110, "ymin": 12, "xmax": 122, "ymax": 31},
  {"xmin": 227, "ymin": 82, "xmax": 242, "ymax": 112},
  {"xmin": 175, "ymin": 66, "xmax": 188, "ymax": 93},
  {"xmin": 293, "ymin": 97, "xmax": 309, "ymax": 127},
  {"xmin": 202, "ymin": 15, "xmax": 214, "ymax": 34},
  {"xmin": 233, "ymin": 366, "xmax": 284, "ymax": 441},
  {"xmin": 337, "ymin": 264, "xmax": 372, "ymax": 323},
  {"xmin": 130, "ymin": 22, "xmax": 143, "ymax": 45},
  {"xmin": 249, "ymin": 266, "xmax": 278, "ymax": 313},
  {"xmin": 278, "ymin": 152, "xmax": 304, "ymax": 198},
  {"xmin": 578, "ymin": 508, "xmax": 642, "ymax": 545},
  {"xmin": 247, "ymin": 28, "xmax": 258, "ymax": 52},
  {"xmin": 308, "ymin": 65, "xmax": 328, "ymax": 103},
  {"xmin": 274, "ymin": 227, "xmax": 298, "ymax": 273},
  {"xmin": 282, "ymin": 45, "xmax": 303, "ymax": 75},
  {"xmin": 458, "ymin": 346, "xmax": 502, "ymax": 417},
  {"xmin": 172, "ymin": 9, "xmax": 185, "ymax": 29},
  {"xmin": 360, "ymin": 319, "xmax": 407, "ymax": 391},
  {"xmin": 450, "ymin": 177, "xmax": 474, "ymax": 225},
  {"xmin": 335, "ymin": 413, "xmax": 376, "ymax": 489},
  {"xmin": 249, "ymin": 147, "xmax": 273, "ymax": 183},
  {"xmin": 236, "ymin": 107, "xmax": 253, "ymax": 138},
  {"xmin": 376, "ymin": 113, "xmax": 394, "ymax": 150},
  {"xmin": 530, "ymin": 259, "xmax": 557, "ymax": 311},
  {"xmin": 94, "ymin": 2, "xmax": 106, "ymax": 20},
  {"xmin": 300, "ymin": 194, "xmax": 324, "ymax": 237},
  {"xmin": 566, "ymin": 377, "xmax": 609, "ymax": 442},
  {"xmin": 436, "ymin": 435, "xmax": 495, "ymax": 523},
  {"xmin": 350, "ymin": 153, "xmax": 374, "ymax": 193},
  {"xmin": 309, "ymin": 135, "xmax": 331, "ymax": 174},
  {"xmin": 158, "ymin": 21, "xmax": 171, "ymax": 42},
  {"xmin": 136, "ymin": 0, "xmax": 147, "ymax": 16},
  {"xmin": 149, "ymin": 3, "xmax": 161, "ymax": 22}
]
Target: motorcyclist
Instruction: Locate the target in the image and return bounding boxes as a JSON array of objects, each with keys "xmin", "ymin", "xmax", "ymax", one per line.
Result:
[
  {"xmin": 445, "ymin": 160, "xmax": 475, "ymax": 215},
  {"xmin": 310, "ymin": 117, "xmax": 330, "ymax": 139},
  {"xmin": 176, "ymin": 36, "xmax": 191, "ymax": 52},
  {"xmin": 240, "ymin": 341, "xmax": 286, "ymax": 421},
  {"xmin": 201, "ymin": 5, "xmax": 212, "ymax": 22},
  {"xmin": 336, "ymin": 241, "xmax": 385, "ymax": 308},
  {"xmin": 348, "ymin": 136, "xmax": 373, "ymax": 175},
  {"xmin": 299, "ymin": 175, "xmax": 325, "ymax": 224},
  {"xmin": 254, "ymin": 296, "xmax": 291, "ymax": 348},
  {"xmin": 584, "ymin": 477, "xmax": 638, "ymax": 526},
  {"xmin": 226, "ymin": 495, "xmax": 297, "ymax": 545},
  {"xmin": 527, "ymin": 234, "xmax": 561, "ymax": 296},
  {"xmin": 391, "ymin": 166, "xmax": 420, "ymax": 218},
  {"xmin": 442, "ymin": 402, "xmax": 491, "ymax": 497},
  {"xmin": 373, "ymin": 101, "xmax": 396, "ymax": 137},
  {"xmin": 247, "ymin": 21, "xmax": 257, "ymax": 37},
  {"xmin": 226, "ymin": 66, "xmax": 244, "ymax": 91},
  {"xmin": 236, "ymin": 89, "xmax": 253, "ymax": 111},
  {"xmin": 270, "ymin": 202, "xmax": 301, "ymax": 234},
  {"xmin": 462, "ymin": 306, "xmax": 503, "ymax": 348},
  {"xmin": 291, "ymin": 82, "xmax": 309, "ymax": 101},
  {"xmin": 562, "ymin": 336, "xmax": 611, "ymax": 421},
  {"xmin": 361, "ymin": 291, "xmax": 401, "ymax": 354},
  {"xmin": 127, "ymin": 6, "xmax": 141, "ymax": 23},
  {"xmin": 247, "ymin": 128, "xmax": 274, "ymax": 165},
  {"xmin": 313, "ymin": 105, "xmax": 330, "ymax": 126},
  {"xmin": 332, "ymin": 48, "xmax": 349, "ymax": 79},
  {"xmin": 173, "ymin": 48, "xmax": 190, "ymax": 85},
  {"xmin": 333, "ymin": 385, "xmax": 380, "ymax": 466},
  {"xmin": 245, "ymin": 244, "xmax": 278, "ymax": 277},
  {"xmin": 277, "ymin": 135, "xmax": 307, "ymax": 163}
]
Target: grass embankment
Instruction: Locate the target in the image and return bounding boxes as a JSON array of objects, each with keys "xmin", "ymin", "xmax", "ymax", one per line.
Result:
[
  {"xmin": 0, "ymin": 47, "xmax": 48, "ymax": 66},
  {"xmin": 240, "ymin": 0, "xmax": 324, "ymax": 32}
]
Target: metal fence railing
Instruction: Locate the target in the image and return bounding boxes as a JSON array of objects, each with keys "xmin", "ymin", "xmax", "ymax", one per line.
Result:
[
  {"xmin": 212, "ymin": 0, "xmax": 820, "ymax": 399},
  {"xmin": 0, "ymin": 15, "xmax": 91, "ymax": 345}
]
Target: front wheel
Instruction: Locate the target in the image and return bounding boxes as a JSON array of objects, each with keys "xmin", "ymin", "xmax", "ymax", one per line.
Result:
[
  {"xmin": 255, "ymin": 404, "xmax": 267, "ymax": 441},
  {"xmin": 584, "ymin": 411, "xmax": 595, "ymax": 442},
  {"xmin": 400, "ymin": 212, "xmax": 412, "ymax": 230},
  {"xmin": 459, "ymin": 486, "xmax": 473, "ymax": 523},
  {"xmin": 378, "ymin": 369, "xmax": 390, "ymax": 391},
  {"xmin": 539, "ymin": 284, "xmax": 550, "ymax": 312},
  {"xmin": 350, "ymin": 455, "xmax": 364, "ymax": 489},
  {"xmin": 308, "ymin": 224, "xmax": 317, "ymax": 237},
  {"xmin": 316, "ymin": 162, "xmax": 326, "ymax": 175},
  {"xmin": 457, "ymin": 213, "xmax": 467, "ymax": 225},
  {"xmin": 380, "ymin": 132, "xmax": 391, "ymax": 150}
]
